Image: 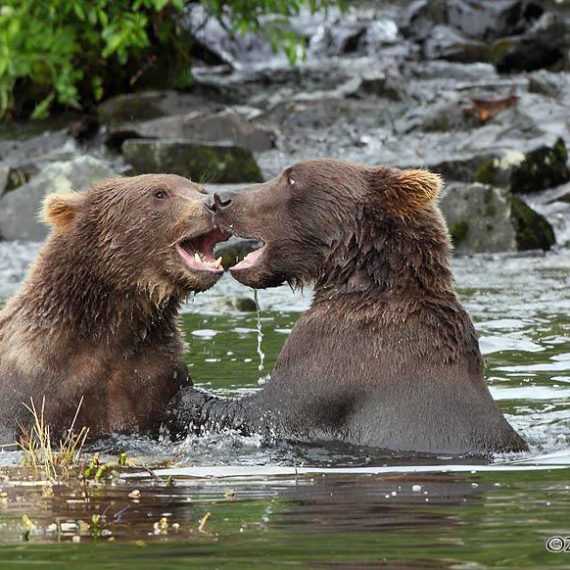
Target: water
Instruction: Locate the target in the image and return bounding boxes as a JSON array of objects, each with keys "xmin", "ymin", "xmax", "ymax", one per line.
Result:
[{"xmin": 0, "ymin": 243, "xmax": 569, "ymax": 567}]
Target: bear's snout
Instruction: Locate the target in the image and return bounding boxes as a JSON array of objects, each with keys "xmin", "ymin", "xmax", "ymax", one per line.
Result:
[{"xmin": 205, "ymin": 192, "xmax": 233, "ymax": 215}]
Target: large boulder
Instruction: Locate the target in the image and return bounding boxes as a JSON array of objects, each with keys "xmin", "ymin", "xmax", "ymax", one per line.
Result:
[
  {"xmin": 98, "ymin": 90, "xmax": 224, "ymax": 125},
  {"xmin": 125, "ymin": 111, "xmax": 276, "ymax": 153},
  {"xmin": 474, "ymin": 138, "xmax": 570, "ymax": 193},
  {"xmin": 439, "ymin": 182, "xmax": 555, "ymax": 254},
  {"xmin": 122, "ymin": 139, "xmax": 263, "ymax": 183},
  {"xmin": 0, "ymin": 156, "xmax": 115, "ymax": 241}
]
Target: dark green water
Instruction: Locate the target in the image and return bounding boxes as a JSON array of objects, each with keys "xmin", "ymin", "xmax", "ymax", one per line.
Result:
[{"xmin": 0, "ymin": 251, "xmax": 570, "ymax": 568}]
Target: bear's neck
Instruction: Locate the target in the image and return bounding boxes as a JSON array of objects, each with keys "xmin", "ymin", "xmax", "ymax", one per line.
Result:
[
  {"xmin": 13, "ymin": 237, "xmax": 180, "ymax": 346},
  {"xmin": 313, "ymin": 214, "xmax": 456, "ymax": 306}
]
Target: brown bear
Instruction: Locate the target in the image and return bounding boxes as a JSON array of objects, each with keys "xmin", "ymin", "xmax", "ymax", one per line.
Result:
[
  {"xmin": 0, "ymin": 174, "xmax": 227, "ymax": 444},
  {"xmin": 166, "ymin": 159, "xmax": 528, "ymax": 456}
]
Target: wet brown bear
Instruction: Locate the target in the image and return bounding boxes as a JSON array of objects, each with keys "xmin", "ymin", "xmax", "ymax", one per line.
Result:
[
  {"xmin": 167, "ymin": 159, "xmax": 528, "ymax": 456},
  {"xmin": 0, "ymin": 174, "xmax": 226, "ymax": 444}
]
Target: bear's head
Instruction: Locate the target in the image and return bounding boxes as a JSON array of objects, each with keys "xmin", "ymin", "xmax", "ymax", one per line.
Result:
[
  {"xmin": 206, "ymin": 158, "xmax": 449, "ymax": 292},
  {"xmin": 42, "ymin": 174, "xmax": 228, "ymax": 299}
]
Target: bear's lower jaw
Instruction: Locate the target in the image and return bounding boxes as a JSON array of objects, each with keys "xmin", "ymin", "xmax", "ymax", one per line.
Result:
[
  {"xmin": 231, "ymin": 242, "xmax": 267, "ymax": 271},
  {"xmin": 175, "ymin": 228, "xmax": 228, "ymax": 274}
]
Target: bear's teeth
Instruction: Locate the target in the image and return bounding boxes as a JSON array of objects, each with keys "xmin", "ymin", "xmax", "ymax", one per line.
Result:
[
  {"xmin": 216, "ymin": 257, "xmax": 222, "ymax": 266},
  {"xmin": 194, "ymin": 252, "xmax": 202, "ymax": 263}
]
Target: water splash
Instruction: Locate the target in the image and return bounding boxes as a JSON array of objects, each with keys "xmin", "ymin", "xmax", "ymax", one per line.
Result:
[{"xmin": 254, "ymin": 289, "xmax": 265, "ymax": 372}]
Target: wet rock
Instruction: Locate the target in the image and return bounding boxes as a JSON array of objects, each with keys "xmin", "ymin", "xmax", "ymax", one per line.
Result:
[
  {"xmin": 184, "ymin": 4, "xmax": 276, "ymax": 66},
  {"xmin": 423, "ymin": 25, "xmax": 490, "ymax": 63},
  {"xmin": 130, "ymin": 111, "xmax": 276, "ymax": 152},
  {"xmin": 122, "ymin": 139, "xmax": 263, "ymax": 184},
  {"xmin": 447, "ymin": 0, "xmax": 543, "ymax": 40},
  {"xmin": 309, "ymin": 22, "xmax": 367, "ymax": 56},
  {"xmin": 509, "ymin": 195, "xmax": 556, "ymax": 251},
  {"xmin": 427, "ymin": 154, "xmax": 495, "ymax": 182},
  {"xmin": 0, "ymin": 163, "xmax": 40, "ymax": 195},
  {"xmin": 98, "ymin": 90, "xmax": 223, "ymax": 126},
  {"xmin": 475, "ymin": 139, "xmax": 570, "ymax": 193},
  {"xmin": 527, "ymin": 69, "xmax": 570, "ymax": 99},
  {"xmin": 494, "ymin": 12, "xmax": 569, "ymax": 72},
  {"xmin": 353, "ymin": 70, "xmax": 406, "ymax": 101},
  {"xmin": 0, "ymin": 156, "xmax": 115, "ymax": 241},
  {"xmin": 401, "ymin": 0, "xmax": 448, "ymax": 41},
  {"xmin": 403, "ymin": 0, "xmax": 543, "ymax": 41},
  {"xmin": 439, "ymin": 182, "xmax": 555, "ymax": 253},
  {"xmin": 225, "ymin": 296, "xmax": 258, "ymax": 312}
]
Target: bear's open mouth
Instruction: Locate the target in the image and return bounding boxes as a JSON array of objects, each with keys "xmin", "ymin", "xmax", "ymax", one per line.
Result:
[
  {"xmin": 176, "ymin": 228, "xmax": 229, "ymax": 273},
  {"xmin": 230, "ymin": 236, "xmax": 267, "ymax": 271}
]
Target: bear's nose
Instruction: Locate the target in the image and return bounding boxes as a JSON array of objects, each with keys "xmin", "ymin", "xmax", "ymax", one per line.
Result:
[{"xmin": 205, "ymin": 192, "xmax": 233, "ymax": 214}]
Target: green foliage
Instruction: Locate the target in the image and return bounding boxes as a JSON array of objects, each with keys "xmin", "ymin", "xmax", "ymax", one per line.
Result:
[{"xmin": 0, "ymin": 0, "xmax": 346, "ymax": 120}]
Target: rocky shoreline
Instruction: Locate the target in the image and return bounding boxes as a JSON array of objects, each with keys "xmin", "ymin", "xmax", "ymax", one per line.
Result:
[{"xmin": 1, "ymin": 0, "xmax": 570, "ymax": 253}]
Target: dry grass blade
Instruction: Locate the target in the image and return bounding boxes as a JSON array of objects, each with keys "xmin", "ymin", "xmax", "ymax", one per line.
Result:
[{"xmin": 18, "ymin": 396, "xmax": 89, "ymax": 480}]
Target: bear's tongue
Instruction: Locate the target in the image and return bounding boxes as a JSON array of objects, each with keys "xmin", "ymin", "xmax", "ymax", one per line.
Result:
[
  {"xmin": 176, "ymin": 229, "xmax": 227, "ymax": 273},
  {"xmin": 231, "ymin": 246, "xmax": 266, "ymax": 271}
]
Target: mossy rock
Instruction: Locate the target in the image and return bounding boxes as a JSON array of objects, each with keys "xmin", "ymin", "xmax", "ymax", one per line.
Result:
[
  {"xmin": 509, "ymin": 196, "xmax": 555, "ymax": 251},
  {"xmin": 510, "ymin": 138, "xmax": 569, "ymax": 194},
  {"xmin": 449, "ymin": 220, "xmax": 469, "ymax": 245},
  {"xmin": 122, "ymin": 139, "xmax": 263, "ymax": 184},
  {"xmin": 225, "ymin": 297, "xmax": 258, "ymax": 312},
  {"xmin": 474, "ymin": 140, "xmax": 570, "ymax": 194}
]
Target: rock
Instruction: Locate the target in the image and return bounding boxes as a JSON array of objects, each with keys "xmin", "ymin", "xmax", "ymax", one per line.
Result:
[
  {"xmin": 509, "ymin": 195, "xmax": 556, "ymax": 251},
  {"xmin": 184, "ymin": 4, "xmax": 275, "ymax": 66},
  {"xmin": 0, "ymin": 156, "xmax": 115, "ymax": 241},
  {"xmin": 439, "ymin": 182, "xmax": 555, "ymax": 253},
  {"xmin": 527, "ymin": 69, "xmax": 570, "ymax": 99},
  {"xmin": 122, "ymin": 139, "xmax": 263, "ymax": 184},
  {"xmin": 401, "ymin": 0, "xmax": 448, "ymax": 41},
  {"xmin": 98, "ymin": 90, "xmax": 224, "ymax": 126},
  {"xmin": 353, "ymin": 70, "xmax": 406, "ymax": 101},
  {"xmin": 225, "ymin": 297, "xmax": 259, "ymax": 312},
  {"xmin": 475, "ymin": 139, "xmax": 570, "ymax": 193},
  {"xmin": 403, "ymin": 0, "xmax": 543, "ymax": 41},
  {"xmin": 494, "ymin": 12, "xmax": 569, "ymax": 72},
  {"xmin": 423, "ymin": 25, "xmax": 490, "ymax": 63},
  {"xmin": 0, "ymin": 163, "xmax": 40, "ymax": 195},
  {"xmin": 447, "ymin": 0, "xmax": 543, "ymax": 40},
  {"xmin": 129, "ymin": 111, "xmax": 276, "ymax": 152}
]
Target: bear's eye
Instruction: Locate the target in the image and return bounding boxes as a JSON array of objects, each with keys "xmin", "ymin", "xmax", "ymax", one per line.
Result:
[
  {"xmin": 154, "ymin": 190, "xmax": 168, "ymax": 200},
  {"xmin": 288, "ymin": 176, "xmax": 296, "ymax": 186}
]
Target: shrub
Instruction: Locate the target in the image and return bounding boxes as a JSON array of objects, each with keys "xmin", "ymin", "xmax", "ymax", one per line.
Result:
[{"xmin": 0, "ymin": 0, "xmax": 345, "ymax": 119}]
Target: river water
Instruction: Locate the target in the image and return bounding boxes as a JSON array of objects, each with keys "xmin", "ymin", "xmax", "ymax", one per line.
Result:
[{"xmin": 0, "ymin": 243, "xmax": 569, "ymax": 568}]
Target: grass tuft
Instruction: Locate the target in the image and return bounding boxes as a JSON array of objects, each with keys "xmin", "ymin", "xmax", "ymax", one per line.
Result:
[{"xmin": 18, "ymin": 396, "xmax": 89, "ymax": 480}]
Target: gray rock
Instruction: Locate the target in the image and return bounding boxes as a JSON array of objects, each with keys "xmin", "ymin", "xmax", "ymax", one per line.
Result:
[
  {"xmin": 98, "ymin": 90, "xmax": 224, "ymax": 126},
  {"xmin": 439, "ymin": 182, "xmax": 555, "ymax": 254},
  {"xmin": 0, "ymin": 156, "xmax": 115, "ymax": 241},
  {"xmin": 130, "ymin": 111, "xmax": 276, "ymax": 152},
  {"xmin": 122, "ymin": 139, "xmax": 263, "ymax": 183}
]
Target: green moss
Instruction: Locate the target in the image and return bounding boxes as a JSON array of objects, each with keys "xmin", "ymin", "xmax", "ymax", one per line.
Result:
[
  {"xmin": 450, "ymin": 220, "xmax": 469, "ymax": 245},
  {"xmin": 489, "ymin": 38, "xmax": 513, "ymax": 64},
  {"xmin": 510, "ymin": 139, "xmax": 570, "ymax": 194},
  {"xmin": 509, "ymin": 196, "xmax": 555, "ymax": 251},
  {"xmin": 474, "ymin": 160, "xmax": 497, "ymax": 185}
]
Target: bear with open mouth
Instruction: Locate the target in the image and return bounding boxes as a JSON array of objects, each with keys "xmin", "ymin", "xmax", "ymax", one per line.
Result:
[
  {"xmin": 166, "ymin": 159, "xmax": 528, "ymax": 456},
  {"xmin": 0, "ymin": 174, "xmax": 229, "ymax": 444}
]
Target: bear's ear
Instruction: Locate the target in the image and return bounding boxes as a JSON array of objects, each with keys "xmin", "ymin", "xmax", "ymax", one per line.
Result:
[
  {"xmin": 379, "ymin": 169, "xmax": 443, "ymax": 216},
  {"xmin": 41, "ymin": 192, "xmax": 87, "ymax": 231}
]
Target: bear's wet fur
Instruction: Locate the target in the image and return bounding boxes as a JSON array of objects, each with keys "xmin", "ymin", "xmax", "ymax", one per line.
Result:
[
  {"xmin": 167, "ymin": 159, "xmax": 528, "ymax": 456},
  {"xmin": 0, "ymin": 174, "xmax": 227, "ymax": 444}
]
